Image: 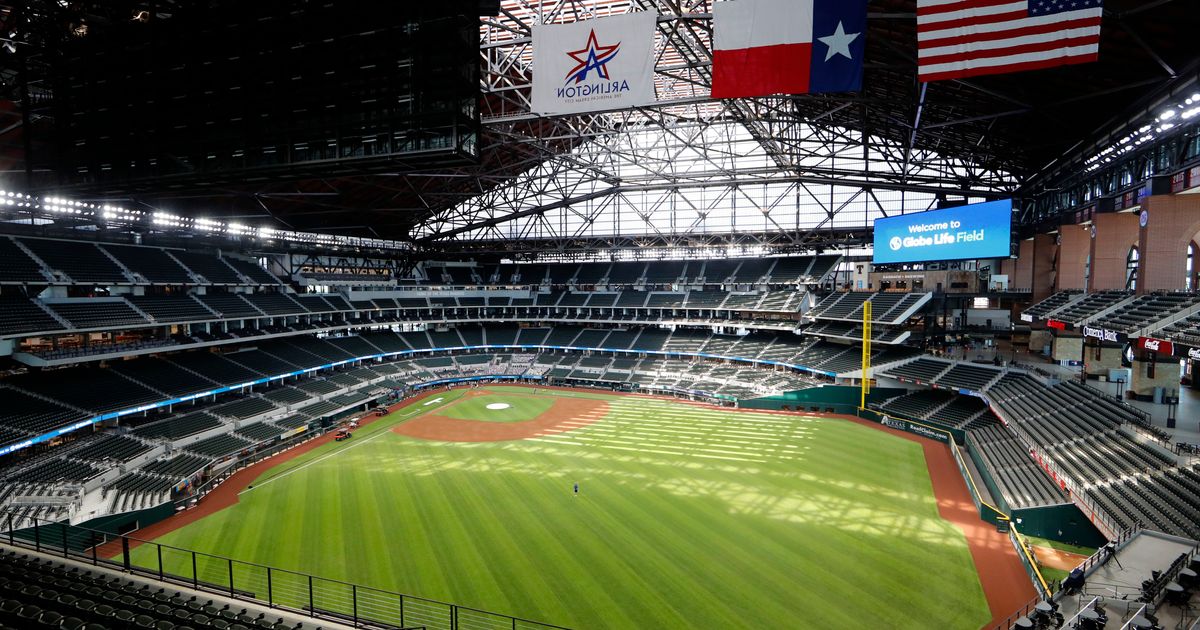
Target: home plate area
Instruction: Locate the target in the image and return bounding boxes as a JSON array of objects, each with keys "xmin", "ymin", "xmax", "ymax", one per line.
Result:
[{"xmin": 393, "ymin": 389, "xmax": 608, "ymax": 442}]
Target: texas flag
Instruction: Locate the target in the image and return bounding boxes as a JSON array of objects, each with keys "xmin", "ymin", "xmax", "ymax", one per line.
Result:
[{"xmin": 711, "ymin": 0, "xmax": 867, "ymax": 99}]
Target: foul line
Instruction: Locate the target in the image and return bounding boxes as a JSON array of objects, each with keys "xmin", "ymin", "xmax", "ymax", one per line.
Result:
[{"xmin": 238, "ymin": 399, "xmax": 448, "ymax": 496}]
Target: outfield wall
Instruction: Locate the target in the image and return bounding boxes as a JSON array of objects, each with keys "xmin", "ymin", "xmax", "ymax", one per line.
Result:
[
  {"xmin": 0, "ymin": 343, "xmax": 843, "ymax": 458},
  {"xmin": 1010, "ymin": 504, "xmax": 1107, "ymax": 549},
  {"xmin": 5, "ymin": 502, "xmax": 175, "ymax": 553}
]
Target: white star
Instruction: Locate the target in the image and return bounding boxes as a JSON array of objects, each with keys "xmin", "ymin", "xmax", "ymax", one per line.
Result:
[{"xmin": 818, "ymin": 21, "xmax": 861, "ymax": 62}]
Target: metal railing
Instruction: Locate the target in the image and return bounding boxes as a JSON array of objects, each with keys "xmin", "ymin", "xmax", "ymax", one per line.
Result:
[
  {"xmin": 1119, "ymin": 603, "xmax": 1149, "ymax": 630},
  {"xmin": 1010, "ymin": 526, "xmax": 1053, "ymax": 601},
  {"xmin": 2, "ymin": 514, "xmax": 570, "ymax": 630},
  {"xmin": 183, "ymin": 425, "xmax": 331, "ymax": 505},
  {"xmin": 987, "ymin": 596, "xmax": 1042, "ymax": 630},
  {"xmin": 1061, "ymin": 596, "xmax": 1103, "ymax": 628},
  {"xmin": 1073, "ymin": 525, "xmax": 1139, "ymax": 578}
]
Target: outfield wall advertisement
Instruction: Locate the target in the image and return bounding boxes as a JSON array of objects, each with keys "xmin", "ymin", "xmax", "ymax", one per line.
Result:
[{"xmin": 873, "ymin": 199, "xmax": 1013, "ymax": 264}]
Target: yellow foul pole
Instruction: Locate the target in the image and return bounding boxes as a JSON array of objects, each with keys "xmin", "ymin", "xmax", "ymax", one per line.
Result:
[{"xmin": 860, "ymin": 299, "xmax": 872, "ymax": 409}]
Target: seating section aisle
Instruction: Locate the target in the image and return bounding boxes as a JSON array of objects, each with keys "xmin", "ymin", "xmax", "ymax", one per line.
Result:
[
  {"xmin": 68, "ymin": 436, "xmax": 149, "ymax": 464},
  {"xmin": 1022, "ymin": 291, "xmax": 1083, "ymax": 320},
  {"xmin": 0, "ymin": 548, "xmax": 310, "ymax": 629},
  {"xmin": 1088, "ymin": 293, "xmax": 1200, "ymax": 335},
  {"xmin": 808, "ymin": 291, "xmax": 928, "ymax": 324},
  {"xmin": 1052, "ymin": 290, "xmax": 1131, "ymax": 325},
  {"xmin": 0, "ymin": 297, "xmax": 66, "ymax": 338},
  {"xmin": 20, "ymin": 238, "xmax": 128, "ymax": 285},
  {"xmin": 874, "ymin": 389, "xmax": 999, "ymax": 432},
  {"xmin": 970, "ymin": 425, "xmax": 1069, "ymax": 509},
  {"xmin": 881, "ymin": 358, "xmax": 953, "ymax": 384},
  {"xmin": 102, "ymin": 245, "xmax": 194, "ymax": 284},
  {"xmin": 46, "ymin": 301, "xmax": 148, "ymax": 330},
  {"xmin": 877, "ymin": 353, "xmax": 1196, "ymax": 533},
  {"xmin": 1085, "ymin": 467, "xmax": 1200, "ymax": 540},
  {"xmin": 0, "ymin": 238, "xmax": 48, "ymax": 283}
]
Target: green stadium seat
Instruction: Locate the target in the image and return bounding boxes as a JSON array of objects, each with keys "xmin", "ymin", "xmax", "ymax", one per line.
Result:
[
  {"xmin": 37, "ymin": 610, "xmax": 65, "ymax": 627},
  {"xmin": 17, "ymin": 604, "xmax": 44, "ymax": 625}
]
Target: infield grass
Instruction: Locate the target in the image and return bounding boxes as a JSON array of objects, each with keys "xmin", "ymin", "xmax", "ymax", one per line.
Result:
[
  {"xmin": 436, "ymin": 392, "xmax": 556, "ymax": 423},
  {"xmin": 128, "ymin": 386, "xmax": 991, "ymax": 629}
]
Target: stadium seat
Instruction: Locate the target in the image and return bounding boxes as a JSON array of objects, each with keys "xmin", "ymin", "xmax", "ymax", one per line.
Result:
[{"xmin": 16, "ymin": 604, "xmax": 44, "ymax": 625}]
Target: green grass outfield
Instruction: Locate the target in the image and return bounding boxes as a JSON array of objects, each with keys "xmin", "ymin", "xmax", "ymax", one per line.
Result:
[
  {"xmin": 129, "ymin": 386, "xmax": 991, "ymax": 629},
  {"xmin": 1021, "ymin": 535, "xmax": 1097, "ymax": 558}
]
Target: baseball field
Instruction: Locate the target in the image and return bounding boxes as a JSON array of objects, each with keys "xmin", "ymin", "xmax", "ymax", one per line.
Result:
[{"xmin": 126, "ymin": 385, "xmax": 997, "ymax": 629}]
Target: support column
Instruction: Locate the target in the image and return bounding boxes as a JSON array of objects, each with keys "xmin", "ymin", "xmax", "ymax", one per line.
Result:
[{"xmin": 1129, "ymin": 351, "xmax": 1181, "ymax": 402}]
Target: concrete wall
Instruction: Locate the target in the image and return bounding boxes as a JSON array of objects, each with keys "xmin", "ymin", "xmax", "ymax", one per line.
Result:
[
  {"xmin": 1057, "ymin": 227, "xmax": 1090, "ymax": 290},
  {"xmin": 1090, "ymin": 212, "xmax": 1140, "ymax": 291},
  {"xmin": 1138, "ymin": 194, "xmax": 1200, "ymax": 292},
  {"xmin": 1084, "ymin": 344, "xmax": 1124, "ymax": 378},
  {"xmin": 1052, "ymin": 335, "xmax": 1083, "ymax": 362},
  {"xmin": 1129, "ymin": 358, "xmax": 1181, "ymax": 399},
  {"xmin": 1029, "ymin": 330, "xmax": 1053, "ymax": 355}
]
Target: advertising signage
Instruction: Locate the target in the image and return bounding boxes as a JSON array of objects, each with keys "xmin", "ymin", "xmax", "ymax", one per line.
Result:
[
  {"xmin": 872, "ymin": 199, "xmax": 1013, "ymax": 264},
  {"xmin": 1081, "ymin": 325, "xmax": 1126, "ymax": 343},
  {"xmin": 1175, "ymin": 343, "xmax": 1200, "ymax": 361},
  {"xmin": 1136, "ymin": 336, "xmax": 1174, "ymax": 355}
]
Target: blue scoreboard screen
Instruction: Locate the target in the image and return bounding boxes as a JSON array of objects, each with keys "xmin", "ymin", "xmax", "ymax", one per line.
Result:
[{"xmin": 872, "ymin": 199, "xmax": 1013, "ymax": 264}]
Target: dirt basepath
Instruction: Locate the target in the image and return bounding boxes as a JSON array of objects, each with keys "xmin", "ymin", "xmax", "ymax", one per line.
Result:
[
  {"xmin": 101, "ymin": 384, "xmax": 1035, "ymax": 629},
  {"xmin": 842, "ymin": 416, "xmax": 1036, "ymax": 629},
  {"xmin": 393, "ymin": 394, "xmax": 607, "ymax": 442},
  {"xmin": 1031, "ymin": 546, "xmax": 1089, "ymax": 572},
  {"xmin": 96, "ymin": 388, "xmax": 450, "ymax": 556}
]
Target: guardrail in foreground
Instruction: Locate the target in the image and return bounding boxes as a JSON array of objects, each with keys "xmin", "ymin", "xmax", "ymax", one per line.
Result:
[{"xmin": 2, "ymin": 514, "xmax": 570, "ymax": 630}]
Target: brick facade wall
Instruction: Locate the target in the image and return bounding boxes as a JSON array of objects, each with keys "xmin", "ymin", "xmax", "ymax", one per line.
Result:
[
  {"xmin": 1138, "ymin": 194, "xmax": 1200, "ymax": 293},
  {"xmin": 1057, "ymin": 226, "xmax": 1090, "ymax": 291},
  {"xmin": 1090, "ymin": 212, "xmax": 1139, "ymax": 291}
]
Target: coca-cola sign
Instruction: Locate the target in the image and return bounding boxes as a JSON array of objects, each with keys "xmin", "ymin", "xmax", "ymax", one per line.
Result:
[
  {"xmin": 1137, "ymin": 336, "xmax": 1173, "ymax": 355},
  {"xmin": 1172, "ymin": 343, "xmax": 1200, "ymax": 361}
]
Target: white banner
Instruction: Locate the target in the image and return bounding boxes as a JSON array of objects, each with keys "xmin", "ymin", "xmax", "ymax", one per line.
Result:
[{"xmin": 531, "ymin": 12, "xmax": 658, "ymax": 115}]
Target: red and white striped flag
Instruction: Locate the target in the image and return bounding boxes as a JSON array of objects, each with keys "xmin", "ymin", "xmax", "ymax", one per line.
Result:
[{"xmin": 917, "ymin": 0, "xmax": 1104, "ymax": 82}]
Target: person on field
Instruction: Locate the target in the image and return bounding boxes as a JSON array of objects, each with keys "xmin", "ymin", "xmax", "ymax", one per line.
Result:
[{"xmin": 573, "ymin": 482, "xmax": 579, "ymax": 496}]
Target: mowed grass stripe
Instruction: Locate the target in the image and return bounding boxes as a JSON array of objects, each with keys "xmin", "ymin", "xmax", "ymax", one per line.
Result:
[{"xmin": 129, "ymin": 387, "xmax": 990, "ymax": 629}]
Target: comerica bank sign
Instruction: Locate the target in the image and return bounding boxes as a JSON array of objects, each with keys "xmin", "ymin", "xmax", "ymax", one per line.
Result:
[
  {"xmin": 872, "ymin": 199, "xmax": 1013, "ymax": 264},
  {"xmin": 1082, "ymin": 325, "xmax": 1125, "ymax": 343}
]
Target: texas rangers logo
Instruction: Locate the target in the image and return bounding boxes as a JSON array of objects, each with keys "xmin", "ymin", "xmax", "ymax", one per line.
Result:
[{"xmin": 564, "ymin": 29, "xmax": 620, "ymax": 84}]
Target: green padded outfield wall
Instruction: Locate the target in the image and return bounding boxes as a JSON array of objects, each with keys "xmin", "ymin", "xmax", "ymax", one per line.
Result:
[
  {"xmin": 1011, "ymin": 504, "xmax": 1108, "ymax": 548},
  {"xmin": 7, "ymin": 502, "xmax": 176, "ymax": 552},
  {"xmin": 741, "ymin": 386, "xmax": 907, "ymax": 409}
]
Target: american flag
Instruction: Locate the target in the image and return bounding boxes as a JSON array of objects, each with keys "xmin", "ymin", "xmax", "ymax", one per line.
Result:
[{"xmin": 917, "ymin": 0, "xmax": 1104, "ymax": 82}]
